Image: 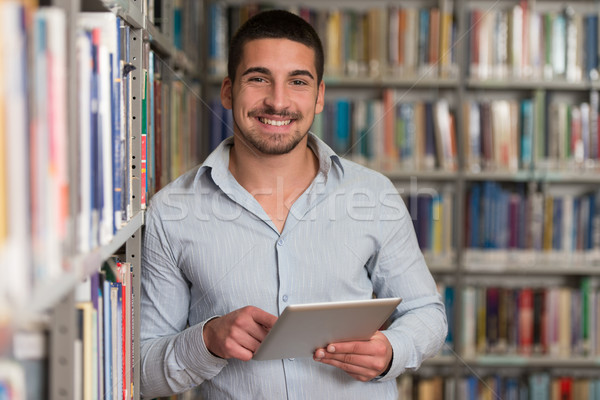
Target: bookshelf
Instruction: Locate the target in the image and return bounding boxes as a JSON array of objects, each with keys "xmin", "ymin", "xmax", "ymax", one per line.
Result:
[
  {"xmin": 202, "ymin": 0, "xmax": 600, "ymax": 398},
  {"xmin": 0, "ymin": 0, "xmax": 203, "ymax": 399},
  {"xmin": 3, "ymin": 0, "xmax": 600, "ymax": 398}
]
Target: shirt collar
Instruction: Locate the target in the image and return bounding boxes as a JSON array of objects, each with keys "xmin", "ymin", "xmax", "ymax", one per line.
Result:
[{"xmin": 195, "ymin": 133, "xmax": 344, "ymax": 188}]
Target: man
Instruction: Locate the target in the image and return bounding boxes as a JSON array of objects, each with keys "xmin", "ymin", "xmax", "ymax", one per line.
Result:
[{"xmin": 140, "ymin": 9, "xmax": 447, "ymax": 399}]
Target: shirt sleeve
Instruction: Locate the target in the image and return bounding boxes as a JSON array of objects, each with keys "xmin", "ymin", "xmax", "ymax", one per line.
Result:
[
  {"xmin": 368, "ymin": 183, "xmax": 448, "ymax": 382},
  {"xmin": 139, "ymin": 202, "xmax": 228, "ymax": 398}
]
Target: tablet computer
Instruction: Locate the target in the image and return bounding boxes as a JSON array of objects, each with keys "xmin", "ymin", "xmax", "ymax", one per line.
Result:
[{"xmin": 252, "ymin": 297, "xmax": 402, "ymax": 361}]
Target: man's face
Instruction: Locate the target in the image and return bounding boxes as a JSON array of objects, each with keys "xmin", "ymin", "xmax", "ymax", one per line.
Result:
[{"xmin": 221, "ymin": 38, "xmax": 325, "ymax": 156}]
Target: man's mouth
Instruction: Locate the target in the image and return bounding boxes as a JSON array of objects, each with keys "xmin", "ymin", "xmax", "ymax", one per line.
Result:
[{"xmin": 258, "ymin": 117, "xmax": 292, "ymax": 126}]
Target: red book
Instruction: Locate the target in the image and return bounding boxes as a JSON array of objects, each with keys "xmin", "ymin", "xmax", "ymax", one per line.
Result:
[
  {"xmin": 560, "ymin": 377, "xmax": 572, "ymax": 400},
  {"xmin": 519, "ymin": 288, "xmax": 534, "ymax": 356}
]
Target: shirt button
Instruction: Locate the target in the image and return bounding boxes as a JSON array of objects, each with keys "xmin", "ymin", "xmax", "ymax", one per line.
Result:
[
  {"xmin": 282, "ymin": 295, "xmax": 288, "ymax": 302},
  {"xmin": 288, "ymin": 358, "xmax": 295, "ymax": 361},
  {"xmin": 277, "ymin": 238, "xmax": 284, "ymax": 246}
]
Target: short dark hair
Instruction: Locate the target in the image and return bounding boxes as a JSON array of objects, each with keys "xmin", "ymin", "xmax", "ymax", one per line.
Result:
[{"xmin": 227, "ymin": 10, "xmax": 324, "ymax": 85}]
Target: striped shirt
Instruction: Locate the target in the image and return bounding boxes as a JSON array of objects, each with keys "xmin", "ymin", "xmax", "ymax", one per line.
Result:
[{"xmin": 140, "ymin": 134, "xmax": 447, "ymax": 399}]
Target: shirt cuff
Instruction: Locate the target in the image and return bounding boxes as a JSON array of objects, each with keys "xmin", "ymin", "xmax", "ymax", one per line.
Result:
[
  {"xmin": 174, "ymin": 317, "xmax": 228, "ymax": 380},
  {"xmin": 376, "ymin": 330, "xmax": 412, "ymax": 382}
]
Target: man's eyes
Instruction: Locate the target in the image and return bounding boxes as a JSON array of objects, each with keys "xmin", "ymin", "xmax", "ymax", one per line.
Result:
[
  {"xmin": 248, "ymin": 76, "xmax": 266, "ymax": 83},
  {"xmin": 246, "ymin": 77, "xmax": 308, "ymax": 85}
]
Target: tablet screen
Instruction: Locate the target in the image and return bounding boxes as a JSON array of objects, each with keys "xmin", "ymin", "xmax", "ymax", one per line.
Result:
[{"xmin": 252, "ymin": 297, "xmax": 402, "ymax": 361}]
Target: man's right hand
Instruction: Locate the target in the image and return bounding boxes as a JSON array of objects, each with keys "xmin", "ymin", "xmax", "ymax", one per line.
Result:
[{"xmin": 203, "ymin": 306, "xmax": 278, "ymax": 361}]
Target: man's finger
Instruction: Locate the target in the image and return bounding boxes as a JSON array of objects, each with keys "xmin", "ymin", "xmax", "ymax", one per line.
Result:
[{"xmin": 250, "ymin": 307, "xmax": 278, "ymax": 329}]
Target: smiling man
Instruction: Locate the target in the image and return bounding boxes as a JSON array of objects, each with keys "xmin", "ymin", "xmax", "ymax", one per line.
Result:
[{"xmin": 140, "ymin": 10, "xmax": 447, "ymax": 399}]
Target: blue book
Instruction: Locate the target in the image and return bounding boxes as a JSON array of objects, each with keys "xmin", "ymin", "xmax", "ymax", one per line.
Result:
[
  {"xmin": 444, "ymin": 286, "xmax": 454, "ymax": 351},
  {"xmin": 466, "ymin": 376, "xmax": 478, "ymax": 400},
  {"xmin": 173, "ymin": 1, "xmax": 182, "ymax": 50},
  {"xmin": 418, "ymin": 8, "xmax": 430, "ymax": 67},
  {"xmin": 482, "ymin": 182, "xmax": 494, "ymax": 248},
  {"xmin": 469, "ymin": 183, "xmax": 481, "ymax": 248},
  {"xmin": 334, "ymin": 99, "xmax": 351, "ymax": 154},
  {"xmin": 520, "ymin": 99, "xmax": 533, "ymax": 169},
  {"xmin": 111, "ymin": 17, "xmax": 123, "ymax": 232},
  {"xmin": 587, "ymin": 192, "xmax": 596, "ymax": 250},
  {"xmin": 573, "ymin": 198, "xmax": 581, "ymax": 250},
  {"xmin": 89, "ymin": 30, "xmax": 101, "ymax": 247},
  {"xmin": 505, "ymin": 377, "xmax": 519, "ymax": 400},
  {"xmin": 529, "ymin": 372, "xmax": 550, "ymax": 400},
  {"xmin": 552, "ymin": 197, "xmax": 563, "ymax": 250},
  {"xmin": 399, "ymin": 103, "xmax": 414, "ymax": 161},
  {"xmin": 585, "ymin": 15, "xmax": 598, "ymax": 79}
]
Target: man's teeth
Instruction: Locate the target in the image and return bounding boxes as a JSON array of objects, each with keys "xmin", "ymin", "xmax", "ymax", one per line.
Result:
[{"xmin": 259, "ymin": 117, "xmax": 291, "ymax": 126}]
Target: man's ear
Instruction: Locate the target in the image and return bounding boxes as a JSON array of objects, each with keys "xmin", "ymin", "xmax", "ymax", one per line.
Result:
[
  {"xmin": 315, "ymin": 80, "xmax": 325, "ymax": 114},
  {"xmin": 221, "ymin": 77, "xmax": 233, "ymax": 110}
]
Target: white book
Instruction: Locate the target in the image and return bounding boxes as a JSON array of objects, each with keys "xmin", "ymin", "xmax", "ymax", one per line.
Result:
[
  {"xmin": 479, "ymin": 11, "xmax": 493, "ymax": 80},
  {"xmin": 2, "ymin": 2, "xmax": 31, "ymax": 307},
  {"xmin": 433, "ymin": 99, "xmax": 456, "ymax": 170},
  {"xmin": 529, "ymin": 11, "xmax": 543, "ymax": 79},
  {"xmin": 404, "ymin": 8, "xmax": 418, "ymax": 75},
  {"xmin": 565, "ymin": 7, "xmax": 579, "ymax": 82},
  {"xmin": 511, "ymin": 5, "xmax": 523, "ymax": 79},
  {"xmin": 462, "ymin": 286, "xmax": 476, "ymax": 358},
  {"xmin": 77, "ymin": 32, "xmax": 92, "ymax": 253},
  {"xmin": 491, "ymin": 100, "xmax": 511, "ymax": 171},
  {"xmin": 34, "ymin": 8, "xmax": 67, "ymax": 280},
  {"xmin": 467, "ymin": 101, "xmax": 481, "ymax": 172},
  {"xmin": 388, "ymin": 7, "xmax": 399, "ymax": 68},
  {"xmin": 552, "ymin": 14, "xmax": 567, "ymax": 77},
  {"xmin": 562, "ymin": 195, "xmax": 574, "ymax": 253}
]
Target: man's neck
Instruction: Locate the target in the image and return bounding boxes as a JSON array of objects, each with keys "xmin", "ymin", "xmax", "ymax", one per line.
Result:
[
  {"xmin": 228, "ymin": 135, "xmax": 319, "ymax": 232},
  {"xmin": 228, "ymin": 135, "xmax": 318, "ymax": 192}
]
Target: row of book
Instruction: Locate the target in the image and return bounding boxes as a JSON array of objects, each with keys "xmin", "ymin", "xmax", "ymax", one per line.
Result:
[
  {"xmin": 75, "ymin": 261, "xmax": 134, "ymax": 400},
  {"xmin": 401, "ymin": 373, "xmax": 600, "ymax": 400},
  {"xmin": 463, "ymin": 91, "xmax": 600, "ymax": 173},
  {"xmin": 461, "ymin": 282, "xmax": 600, "ymax": 358},
  {"xmin": 0, "ymin": 3, "xmax": 73, "ymax": 312},
  {"xmin": 465, "ymin": 181, "xmax": 600, "ymax": 262},
  {"xmin": 0, "ymin": 3, "xmax": 204, "ymax": 314},
  {"xmin": 406, "ymin": 190, "xmax": 455, "ymax": 258},
  {"xmin": 207, "ymin": 1, "xmax": 458, "ymax": 79},
  {"xmin": 211, "ymin": 91, "xmax": 600, "ymax": 175},
  {"xmin": 469, "ymin": 3, "xmax": 600, "ymax": 82},
  {"xmin": 208, "ymin": 92, "xmax": 458, "ymax": 172},
  {"xmin": 149, "ymin": 51, "xmax": 203, "ymax": 196},
  {"xmin": 145, "ymin": 1, "xmax": 202, "ymax": 62}
]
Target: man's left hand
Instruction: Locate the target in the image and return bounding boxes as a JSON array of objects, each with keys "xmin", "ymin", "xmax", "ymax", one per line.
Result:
[{"xmin": 313, "ymin": 331, "xmax": 393, "ymax": 382}]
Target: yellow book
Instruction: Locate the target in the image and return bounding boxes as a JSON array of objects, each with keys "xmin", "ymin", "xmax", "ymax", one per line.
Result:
[
  {"xmin": 76, "ymin": 302, "xmax": 95, "ymax": 400},
  {"xmin": 326, "ymin": 10, "xmax": 342, "ymax": 76},
  {"xmin": 432, "ymin": 195, "xmax": 443, "ymax": 255}
]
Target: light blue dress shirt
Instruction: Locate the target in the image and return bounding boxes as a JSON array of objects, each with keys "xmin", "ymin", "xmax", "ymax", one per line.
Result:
[{"xmin": 140, "ymin": 134, "xmax": 447, "ymax": 399}]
